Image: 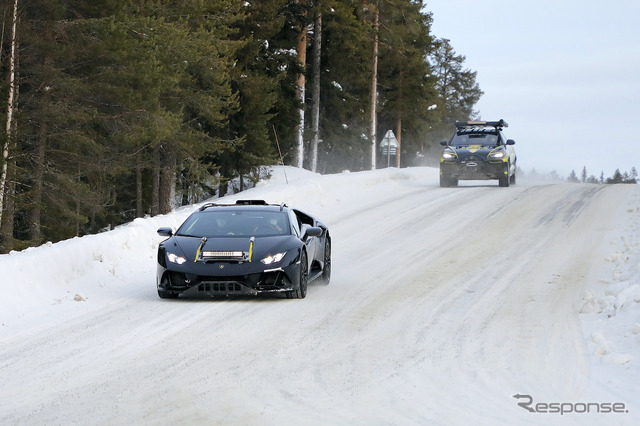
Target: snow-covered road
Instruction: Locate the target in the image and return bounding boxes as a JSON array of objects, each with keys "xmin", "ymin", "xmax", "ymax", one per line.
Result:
[{"xmin": 1, "ymin": 167, "xmax": 639, "ymax": 425}]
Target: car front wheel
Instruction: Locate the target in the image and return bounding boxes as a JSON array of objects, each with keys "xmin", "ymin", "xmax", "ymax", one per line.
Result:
[
  {"xmin": 320, "ymin": 239, "xmax": 331, "ymax": 285},
  {"xmin": 499, "ymin": 172, "xmax": 510, "ymax": 187},
  {"xmin": 288, "ymin": 251, "xmax": 308, "ymax": 299},
  {"xmin": 440, "ymin": 174, "xmax": 458, "ymax": 187}
]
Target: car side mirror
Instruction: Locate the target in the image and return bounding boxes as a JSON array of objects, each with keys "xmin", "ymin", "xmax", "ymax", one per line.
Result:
[
  {"xmin": 506, "ymin": 139, "xmax": 515, "ymax": 145},
  {"xmin": 303, "ymin": 226, "xmax": 323, "ymax": 239},
  {"xmin": 440, "ymin": 140, "xmax": 448, "ymax": 146},
  {"xmin": 157, "ymin": 227, "xmax": 173, "ymax": 237}
]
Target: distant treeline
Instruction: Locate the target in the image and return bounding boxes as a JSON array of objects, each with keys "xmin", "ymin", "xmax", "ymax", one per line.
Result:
[
  {"xmin": 521, "ymin": 167, "xmax": 638, "ymax": 184},
  {"xmin": 567, "ymin": 167, "xmax": 638, "ymax": 184}
]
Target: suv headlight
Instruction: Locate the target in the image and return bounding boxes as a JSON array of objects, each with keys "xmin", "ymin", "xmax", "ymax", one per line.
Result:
[
  {"xmin": 441, "ymin": 148, "xmax": 457, "ymax": 160},
  {"xmin": 488, "ymin": 148, "xmax": 506, "ymax": 159}
]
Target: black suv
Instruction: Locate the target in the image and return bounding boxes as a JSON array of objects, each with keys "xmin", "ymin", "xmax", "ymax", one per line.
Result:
[{"xmin": 439, "ymin": 120, "xmax": 516, "ymax": 187}]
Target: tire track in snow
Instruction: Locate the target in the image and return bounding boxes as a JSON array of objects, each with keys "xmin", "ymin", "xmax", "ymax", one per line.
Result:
[{"xmin": 318, "ymin": 183, "xmax": 628, "ymax": 422}]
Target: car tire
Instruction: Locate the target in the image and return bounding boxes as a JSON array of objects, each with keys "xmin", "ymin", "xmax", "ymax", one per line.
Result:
[
  {"xmin": 320, "ymin": 239, "xmax": 331, "ymax": 285},
  {"xmin": 158, "ymin": 290, "xmax": 178, "ymax": 299},
  {"xmin": 510, "ymin": 172, "xmax": 516, "ymax": 185},
  {"xmin": 288, "ymin": 251, "xmax": 308, "ymax": 299},
  {"xmin": 440, "ymin": 174, "xmax": 457, "ymax": 187}
]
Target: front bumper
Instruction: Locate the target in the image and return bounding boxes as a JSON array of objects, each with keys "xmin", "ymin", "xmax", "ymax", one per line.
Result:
[
  {"xmin": 157, "ymin": 262, "xmax": 299, "ymax": 297},
  {"xmin": 440, "ymin": 159, "xmax": 507, "ymax": 180}
]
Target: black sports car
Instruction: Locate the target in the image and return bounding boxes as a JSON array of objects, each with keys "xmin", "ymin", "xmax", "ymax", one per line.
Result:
[
  {"xmin": 439, "ymin": 120, "xmax": 516, "ymax": 187},
  {"xmin": 156, "ymin": 200, "xmax": 331, "ymax": 299}
]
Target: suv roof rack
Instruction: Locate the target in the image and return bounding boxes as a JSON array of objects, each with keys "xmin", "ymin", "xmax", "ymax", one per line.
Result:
[
  {"xmin": 198, "ymin": 200, "xmax": 288, "ymax": 211},
  {"xmin": 235, "ymin": 200, "xmax": 268, "ymax": 205},
  {"xmin": 455, "ymin": 119, "xmax": 508, "ymax": 130},
  {"xmin": 198, "ymin": 202, "xmax": 220, "ymax": 211}
]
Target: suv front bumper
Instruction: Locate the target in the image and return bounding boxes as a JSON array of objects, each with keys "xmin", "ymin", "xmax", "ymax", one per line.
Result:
[{"xmin": 440, "ymin": 160, "xmax": 508, "ymax": 180}]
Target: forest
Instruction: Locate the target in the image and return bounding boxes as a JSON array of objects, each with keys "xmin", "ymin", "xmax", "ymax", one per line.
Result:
[{"xmin": 0, "ymin": 0, "xmax": 482, "ymax": 252}]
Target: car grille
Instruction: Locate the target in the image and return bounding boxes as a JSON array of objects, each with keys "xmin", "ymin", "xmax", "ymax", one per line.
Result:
[
  {"xmin": 460, "ymin": 154, "xmax": 485, "ymax": 162},
  {"xmin": 198, "ymin": 282, "xmax": 242, "ymax": 292}
]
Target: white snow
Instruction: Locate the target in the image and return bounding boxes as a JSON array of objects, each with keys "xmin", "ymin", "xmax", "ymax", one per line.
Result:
[{"xmin": 1, "ymin": 166, "xmax": 639, "ymax": 424}]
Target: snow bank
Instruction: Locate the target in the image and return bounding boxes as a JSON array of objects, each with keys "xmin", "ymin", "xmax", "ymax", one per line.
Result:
[
  {"xmin": 580, "ymin": 191, "xmax": 640, "ymax": 398},
  {"xmin": 0, "ymin": 166, "xmax": 438, "ymax": 338}
]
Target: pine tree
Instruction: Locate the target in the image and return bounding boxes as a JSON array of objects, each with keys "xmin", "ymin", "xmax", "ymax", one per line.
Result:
[
  {"xmin": 429, "ymin": 38, "xmax": 483, "ymax": 122},
  {"xmin": 11, "ymin": 0, "xmax": 113, "ymax": 243},
  {"xmin": 426, "ymin": 37, "xmax": 482, "ymax": 162},
  {"xmin": 314, "ymin": 1, "xmax": 372, "ymax": 172},
  {"xmin": 567, "ymin": 170, "xmax": 579, "ymax": 182},
  {"xmin": 375, "ymin": 0, "xmax": 437, "ymax": 168},
  {"xmin": 607, "ymin": 169, "xmax": 623, "ymax": 184},
  {"xmin": 218, "ymin": 0, "xmax": 296, "ymax": 192}
]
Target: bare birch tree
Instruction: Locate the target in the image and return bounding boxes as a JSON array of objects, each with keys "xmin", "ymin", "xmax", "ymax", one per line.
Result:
[
  {"xmin": 0, "ymin": 0, "xmax": 18, "ymax": 229},
  {"xmin": 295, "ymin": 1, "xmax": 307, "ymax": 168},
  {"xmin": 310, "ymin": 9, "xmax": 321, "ymax": 173},
  {"xmin": 369, "ymin": 6, "xmax": 379, "ymax": 170}
]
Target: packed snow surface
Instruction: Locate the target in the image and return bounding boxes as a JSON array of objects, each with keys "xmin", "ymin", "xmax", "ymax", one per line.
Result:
[{"xmin": 1, "ymin": 166, "xmax": 639, "ymax": 425}]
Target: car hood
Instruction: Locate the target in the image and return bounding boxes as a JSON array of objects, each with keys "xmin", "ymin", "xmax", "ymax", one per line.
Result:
[{"xmin": 168, "ymin": 235, "xmax": 295, "ymax": 262}]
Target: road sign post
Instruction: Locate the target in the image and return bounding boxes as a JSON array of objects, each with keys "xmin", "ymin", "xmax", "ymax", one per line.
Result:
[{"xmin": 380, "ymin": 130, "xmax": 399, "ymax": 168}]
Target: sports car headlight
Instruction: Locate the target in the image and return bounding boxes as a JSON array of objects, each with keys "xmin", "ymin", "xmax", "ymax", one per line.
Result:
[
  {"xmin": 261, "ymin": 252, "xmax": 287, "ymax": 265},
  {"xmin": 167, "ymin": 253, "xmax": 187, "ymax": 265},
  {"xmin": 488, "ymin": 149, "xmax": 505, "ymax": 159}
]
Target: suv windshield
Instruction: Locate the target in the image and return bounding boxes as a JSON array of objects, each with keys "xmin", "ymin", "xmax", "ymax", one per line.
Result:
[
  {"xmin": 450, "ymin": 133, "xmax": 499, "ymax": 147},
  {"xmin": 177, "ymin": 210, "xmax": 290, "ymax": 237}
]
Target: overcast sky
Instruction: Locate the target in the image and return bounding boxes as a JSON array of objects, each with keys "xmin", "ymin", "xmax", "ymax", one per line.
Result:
[{"xmin": 426, "ymin": 0, "xmax": 640, "ymax": 178}]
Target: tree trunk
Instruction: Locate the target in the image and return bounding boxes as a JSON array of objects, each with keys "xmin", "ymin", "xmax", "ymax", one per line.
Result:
[
  {"xmin": 396, "ymin": 117, "xmax": 402, "ymax": 168},
  {"xmin": 310, "ymin": 10, "xmax": 322, "ymax": 173},
  {"xmin": 0, "ymin": 0, "xmax": 18, "ymax": 229},
  {"xmin": 295, "ymin": 2, "xmax": 307, "ymax": 168},
  {"xmin": 29, "ymin": 116, "xmax": 46, "ymax": 241},
  {"xmin": 369, "ymin": 8, "xmax": 379, "ymax": 170},
  {"xmin": 0, "ymin": 176, "xmax": 15, "ymax": 253},
  {"xmin": 159, "ymin": 148, "xmax": 176, "ymax": 214},
  {"xmin": 136, "ymin": 151, "xmax": 143, "ymax": 217},
  {"xmin": 151, "ymin": 145, "xmax": 160, "ymax": 216},
  {"xmin": 75, "ymin": 165, "xmax": 81, "ymax": 236}
]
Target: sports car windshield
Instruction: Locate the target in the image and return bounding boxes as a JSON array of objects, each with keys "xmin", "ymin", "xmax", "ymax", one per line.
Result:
[
  {"xmin": 177, "ymin": 210, "xmax": 290, "ymax": 238},
  {"xmin": 451, "ymin": 133, "xmax": 499, "ymax": 147}
]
